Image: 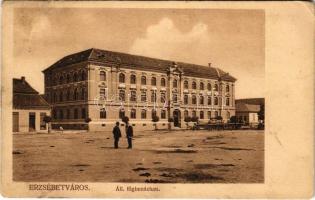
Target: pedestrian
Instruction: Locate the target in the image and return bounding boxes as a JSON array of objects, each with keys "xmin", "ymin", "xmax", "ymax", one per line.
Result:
[
  {"xmin": 125, "ymin": 122, "xmax": 133, "ymax": 149},
  {"xmin": 59, "ymin": 126, "xmax": 64, "ymax": 134},
  {"xmin": 112, "ymin": 122, "xmax": 121, "ymax": 149}
]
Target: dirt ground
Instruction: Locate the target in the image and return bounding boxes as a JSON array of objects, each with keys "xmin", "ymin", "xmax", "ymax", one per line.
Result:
[{"xmin": 13, "ymin": 130, "xmax": 264, "ymax": 183}]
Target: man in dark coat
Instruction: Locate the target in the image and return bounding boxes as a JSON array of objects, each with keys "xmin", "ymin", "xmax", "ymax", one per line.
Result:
[
  {"xmin": 125, "ymin": 122, "xmax": 133, "ymax": 149},
  {"xmin": 112, "ymin": 122, "xmax": 121, "ymax": 149}
]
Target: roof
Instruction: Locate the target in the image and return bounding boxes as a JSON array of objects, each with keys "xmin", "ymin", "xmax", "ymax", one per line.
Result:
[
  {"xmin": 13, "ymin": 77, "xmax": 51, "ymax": 109},
  {"xmin": 236, "ymin": 98, "xmax": 264, "ymax": 105},
  {"xmin": 236, "ymin": 102, "xmax": 261, "ymax": 113},
  {"xmin": 43, "ymin": 48, "xmax": 236, "ymax": 82}
]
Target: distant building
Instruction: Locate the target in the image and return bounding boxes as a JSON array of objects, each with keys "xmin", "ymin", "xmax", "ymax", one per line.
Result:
[
  {"xmin": 235, "ymin": 98, "xmax": 264, "ymax": 126},
  {"xmin": 13, "ymin": 77, "xmax": 51, "ymax": 132},
  {"xmin": 42, "ymin": 48, "xmax": 236, "ymax": 131}
]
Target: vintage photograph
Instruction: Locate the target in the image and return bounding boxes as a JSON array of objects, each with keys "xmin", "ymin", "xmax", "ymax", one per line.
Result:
[{"xmin": 11, "ymin": 7, "xmax": 265, "ymax": 183}]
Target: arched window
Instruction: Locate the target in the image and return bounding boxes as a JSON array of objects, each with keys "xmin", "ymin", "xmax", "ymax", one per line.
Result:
[
  {"xmin": 119, "ymin": 90, "xmax": 125, "ymax": 101},
  {"xmin": 192, "ymin": 81, "xmax": 197, "ymax": 89},
  {"xmin": 100, "ymin": 71, "xmax": 106, "ymax": 81},
  {"xmin": 192, "ymin": 110, "xmax": 197, "ymax": 118},
  {"xmin": 192, "ymin": 95, "xmax": 197, "ymax": 104},
  {"xmin": 66, "ymin": 89, "xmax": 70, "ymax": 101},
  {"xmin": 151, "ymin": 109, "xmax": 157, "ymax": 119},
  {"xmin": 173, "ymin": 79, "xmax": 178, "ymax": 88},
  {"xmin": 161, "ymin": 78, "xmax": 166, "ymax": 87},
  {"xmin": 200, "ymin": 111, "xmax": 204, "ymax": 119},
  {"xmin": 184, "ymin": 95, "xmax": 188, "ymax": 104},
  {"xmin": 207, "ymin": 111, "xmax": 211, "ymax": 119},
  {"xmin": 200, "ymin": 82, "xmax": 204, "ymax": 90},
  {"xmin": 214, "ymin": 97, "xmax": 219, "ymax": 105},
  {"xmin": 130, "ymin": 74, "xmax": 136, "ymax": 84},
  {"xmin": 199, "ymin": 95, "xmax": 204, "ymax": 105},
  {"xmin": 119, "ymin": 73, "xmax": 125, "ymax": 83},
  {"xmin": 130, "ymin": 90, "xmax": 137, "ymax": 102},
  {"xmin": 226, "ymin": 98, "xmax": 230, "ymax": 106},
  {"xmin": 81, "ymin": 71, "xmax": 86, "ymax": 81},
  {"xmin": 184, "ymin": 80, "xmax": 189, "ymax": 89},
  {"xmin": 214, "ymin": 84, "xmax": 219, "ymax": 91},
  {"xmin": 130, "ymin": 109, "xmax": 136, "ymax": 119},
  {"xmin": 81, "ymin": 108, "xmax": 86, "ymax": 119},
  {"xmin": 74, "ymin": 108, "xmax": 78, "ymax": 119},
  {"xmin": 141, "ymin": 76, "xmax": 146, "ymax": 85},
  {"xmin": 73, "ymin": 73, "xmax": 78, "ymax": 82},
  {"xmin": 226, "ymin": 85, "xmax": 230, "ymax": 92},
  {"xmin": 141, "ymin": 109, "xmax": 146, "ymax": 119},
  {"xmin": 208, "ymin": 96, "xmax": 212, "ymax": 105},
  {"xmin": 66, "ymin": 74, "xmax": 71, "ymax": 83},
  {"xmin": 207, "ymin": 83, "xmax": 212, "ymax": 91},
  {"xmin": 184, "ymin": 110, "xmax": 189, "ymax": 118},
  {"xmin": 74, "ymin": 88, "xmax": 78, "ymax": 100},
  {"xmin": 141, "ymin": 90, "xmax": 147, "ymax": 102},
  {"xmin": 161, "ymin": 110, "xmax": 166, "ymax": 119},
  {"xmin": 119, "ymin": 109, "xmax": 125, "ymax": 119},
  {"xmin": 81, "ymin": 88, "xmax": 85, "ymax": 100},
  {"xmin": 151, "ymin": 77, "xmax": 157, "ymax": 86},
  {"xmin": 172, "ymin": 93, "xmax": 178, "ymax": 103},
  {"xmin": 100, "ymin": 109, "xmax": 106, "ymax": 119},
  {"xmin": 59, "ymin": 91, "xmax": 63, "ymax": 102}
]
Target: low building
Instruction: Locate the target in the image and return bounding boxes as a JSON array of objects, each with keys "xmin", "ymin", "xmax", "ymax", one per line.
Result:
[
  {"xmin": 235, "ymin": 98, "xmax": 264, "ymax": 127},
  {"xmin": 13, "ymin": 77, "xmax": 51, "ymax": 132}
]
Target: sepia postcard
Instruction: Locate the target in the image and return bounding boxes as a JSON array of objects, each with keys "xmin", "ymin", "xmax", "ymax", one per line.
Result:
[{"xmin": 1, "ymin": 1, "xmax": 314, "ymax": 198}]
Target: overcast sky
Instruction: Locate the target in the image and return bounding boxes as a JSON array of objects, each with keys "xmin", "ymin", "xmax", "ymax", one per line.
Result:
[{"xmin": 13, "ymin": 8, "xmax": 264, "ymax": 99}]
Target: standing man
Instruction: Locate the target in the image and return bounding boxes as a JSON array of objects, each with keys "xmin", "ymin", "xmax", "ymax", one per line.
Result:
[
  {"xmin": 112, "ymin": 122, "xmax": 121, "ymax": 149},
  {"xmin": 125, "ymin": 122, "xmax": 133, "ymax": 149}
]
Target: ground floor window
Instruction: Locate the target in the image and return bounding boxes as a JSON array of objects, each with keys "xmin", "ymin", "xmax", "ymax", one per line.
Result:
[
  {"xmin": 40, "ymin": 112, "xmax": 46, "ymax": 130},
  {"xmin": 81, "ymin": 108, "xmax": 86, "ymax": 119},
  {"xmin": 130, "ymin": 109, "xmax": 136, "ymax": 119},
  {"xmin": 119, "ymin": 109, "xmax": 125, "ymax": 119},
  {"xmin": 141, "ymin": 109, "xmax": 146, "ymax": 119},
  {"xmin": 200, "ymin": 111, "xmax": 204, "ymax": 119},
  {"xmin": 184, "ymin": 110, "xmax": 189, "ymax": 118},
  {"xmin": 100, "ymin": 109, "xmax": 106, "ymax": 119},
  {"xmin": 161, "ymin": 110, "xmax": 166, "ymax": 119}
]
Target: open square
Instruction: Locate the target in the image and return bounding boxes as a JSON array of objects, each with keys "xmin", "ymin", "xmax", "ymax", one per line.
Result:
[{"xmin": 13, "ymin": 130, "xmax": 264, "ymax": 183}]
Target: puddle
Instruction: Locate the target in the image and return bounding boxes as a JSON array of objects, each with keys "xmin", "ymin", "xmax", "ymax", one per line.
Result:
[
  {"xmin": 153, "ymin": 162, "xmax": 162, "ymax": 164},
  {"xmin": 139, "ymin": 172, "xmax": 151, "ymax": 177},
  {"xmin": 13, "ymin": 150, "xmax": 23, "ymax": 154},
  {"xmin": 194, "ymin": 163, "xmax": 235, "ymax": 169},
  {"xmin": 133, "ymin": 167, "xmax": 149, "ymax": 171},
  {"xmin": 71, "ymin": 164, "xmax": 90, "ymax": 167}
]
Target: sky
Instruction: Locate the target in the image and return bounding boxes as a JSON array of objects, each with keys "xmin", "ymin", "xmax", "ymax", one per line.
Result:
[{"xmin": 13, "ymin": 8, "xmax": 265, "ymax": 99}]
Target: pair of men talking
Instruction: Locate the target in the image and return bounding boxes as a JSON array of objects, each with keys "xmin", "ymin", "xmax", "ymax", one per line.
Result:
[{"xmin": 112, "ymin": 121, "xmax": 133, "ymax": 149}]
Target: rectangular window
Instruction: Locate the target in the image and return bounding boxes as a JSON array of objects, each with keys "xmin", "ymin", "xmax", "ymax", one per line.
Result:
[
  {"xmin": 141, "ymin": 91, "xmax": 147, "ymax": 102},
  {"xmin": 100, "ymin": 88, "xmax": 106, "ymax": 99},
  {"xmin": 100, "ymin": 109, "xmax": 106, "ymax": 119},
  {"xmin": 161, "ymin": 110, "xmax": 166, "ymax": 119},
  {"xmin": 160, "ymin": 92, "xmax": 166, "ymax": 103}
]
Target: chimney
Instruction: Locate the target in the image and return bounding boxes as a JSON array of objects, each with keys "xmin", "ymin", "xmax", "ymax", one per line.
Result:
[
  {"xmin": 21, "ymin": 76, "xmax": 25, "ymax": 83},
  {"xmin": 208, "ymin": 63, "xmax": 212, "ymax": 68}
]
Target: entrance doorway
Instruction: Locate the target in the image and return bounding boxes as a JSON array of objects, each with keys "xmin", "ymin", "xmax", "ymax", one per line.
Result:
[
  {"xmin": 13, "ymin": 112, "xmax": 19, "ymax": 132},
  {"xmin": 173, "ymin": 109, "xmax": 181, "ymax": 127},
  {"xmin": 29, "ymin": 112, "xmax": 36, "ymax": 132}
]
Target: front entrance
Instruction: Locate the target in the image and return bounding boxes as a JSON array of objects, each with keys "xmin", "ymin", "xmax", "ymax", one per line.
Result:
[
  {"xmin": 173, "ymin": 109, "xmax": 181, "ymax": 127},
  {"xmin": 29, "ymin": 112, "xmax": 36, "ymax": 132}
]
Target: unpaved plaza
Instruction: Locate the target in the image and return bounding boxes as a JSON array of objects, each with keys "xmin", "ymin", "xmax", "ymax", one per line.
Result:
[{"xmin": 13, "ymin": 130, "xmax": 264, "ymax": 183}]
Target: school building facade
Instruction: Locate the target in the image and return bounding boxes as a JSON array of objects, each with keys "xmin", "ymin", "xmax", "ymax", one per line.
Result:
[{"xmin": 42, "ymin": 48, "xmax": 236, "ymax": 131}]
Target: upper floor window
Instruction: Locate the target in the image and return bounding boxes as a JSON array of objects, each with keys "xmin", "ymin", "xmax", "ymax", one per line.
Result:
[
  {"xmin": 59, "ymin": 76, "xmax": 64, "ymax": 85},
  {"xmin": 226, "ymin": 97, "xmax": 230, "ymax": 106},
  {"xmin": 81, "ymin": 71, "xmax": 86, "ymax": 81},
  {"xmin": 119, "ymin": 109, "xmax": 125, "ymax": 119},
  {"xmin": 173, "ymin": 79, "xmax": 178, "ymax": 88},
  {"xmin": 226, "ymin": 85, "xmax": 230, "ymax": 92},
  {"xmin": 81, "ymin": 108, "xmax": 86, "ymax": 119},
  {"xmin": 119, "ymin": 73, "xmax": 125, "ymax": 83},
  {"xmin": 141, "ymin": 109, "xmax": 146, "ymax": 119},
  {"xmin": 184, "ymin": 95, "xmax": 188, "ymax": 105},
  {"xmin": 192, "ymin": 95, "xmax": 197, "ymax": 104},
  {"xmin": 74, "ymin": 108, "xmax": 78, "ymax": 119},
  {"xmin": 184, "ymin": 80, "xmax": 189, "ymax": 89},
  {"xmin": 172, "ymin": 93, "xmax": 178, "ymax": 103},
  {"xmin": 81, "ymin": 88, "xmax": 85, "ymax": 100},
  {"xmin": 59, "ymin": 91, "xmax": 63, "ymax": 102},
  {"xmin": 160, "ymin": 92, "xmax": 166, "ymax": 103},
  {"xmin": 100, "ymin": 71, "xmax": 106, "ymax": 81},
  {"xmin": 130, "ymin": 90, "xmax": 137, "ymax": 102},
  {"xmin": 130, "ymin": 74, "xmax": 136, "ymax": 84},
  {"xmin": 200, "ymin": 82, "xmax": 204, "ymax": 90},
  {"xmin": 207, "ymin": 83, "xmax": 212, "ymax": 91},
  {"xmin": 192, "ymin": 81, "xmax": 197, "ymax": 89},
  {"xmin": 199, "ymin": 95, "xmax": 204, "ymax": 105},
  {"xmin": 207, "ymin": 96, "xmax": 212, "ymax": 105},
  {"xmin": 141, "ymin": 76, "xmax": 146, "ymax": 85},
  {"xmin": 130, "ymin": 109, "xmax": 136, "ymax": 119},
  {"xmin": 214, "ymin": 97, "xmax": 219, "ymax": 105},
  {"xmin": 66, "ymin": 74, "xmax": 71, "ymax": 83},
  {"xmin": 141, "ymin": 90, "xmax": 147, "ymax": 102},
  {"xmin": 151, "ymin": 91, "xmax": 157, "ymax": 103},
  {"xmin": 100, "ymin": 88, "xmax": 106, "ymax": 99},
  {"xmin": 161, "ymin": 78, "xmax": 166, "ymax": 87},
  {"xmin": 151, "ymin": 77, "xmax": 157, "ymax": 86},
  {"xmin": 214, "ymin": 84, "xmax": 219, "ymax": 91},
  {"xmin": 119, "ymin": 90, "xmax": 125, "ymax": 102},
  {"xmin": 184, "ymin": 110, "xmax": 189, "ymax": 118},
  {"xmin": 192, "ymin": 110, "xmax": 197, "ymax": 118},
  {"xmin": 73, "ymin": 73, "xmax": 78, "ymax": 82}
]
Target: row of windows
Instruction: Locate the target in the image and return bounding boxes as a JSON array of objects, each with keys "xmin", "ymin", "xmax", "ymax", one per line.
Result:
[
  {"xmin": 50, "ymin": 88, "xmax": 86, "ymax": 103},
  {"xmin": 53, "ymin": 108, "xmax": 86, "ymax": 120},
  {"xmin": 101, "ymin": 72, "xmax": 231, "ymax": 91},
  {"xmin": 50, "ymin": 70, "xmax": 87, "ymax": 86},
  {"xmin": 100, "ymin": 89, "xmax": 231, "ymax": 106}
]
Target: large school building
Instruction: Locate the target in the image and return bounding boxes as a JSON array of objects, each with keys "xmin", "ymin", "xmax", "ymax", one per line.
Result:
[{"xmin": 43, "ymin": 48, "xmax": 236, "ymax": 131}]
